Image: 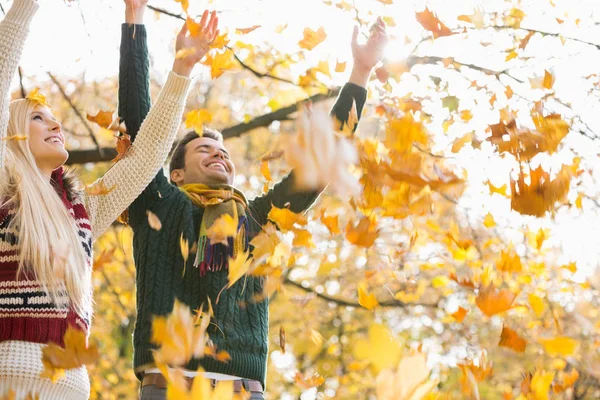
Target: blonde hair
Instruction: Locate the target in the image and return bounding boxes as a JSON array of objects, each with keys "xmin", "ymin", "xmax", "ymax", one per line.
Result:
[{"xmin": 1, "ymin": 99, "xmax": 91, "ymax": 316}]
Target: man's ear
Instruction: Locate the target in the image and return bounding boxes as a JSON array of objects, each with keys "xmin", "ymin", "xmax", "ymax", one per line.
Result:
[{"xmin": 170, "ymin": 169, "xmax": 185, "ymax": 186}]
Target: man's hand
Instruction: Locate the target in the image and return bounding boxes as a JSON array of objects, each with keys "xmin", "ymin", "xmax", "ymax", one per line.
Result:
[
  {"xmin": 172, "ymin": 10, "xmax": 219, "ymax": 78},
  {"xmin": 124, "ymin": 0, "xmax": 148, "ymax": 25},
  {"xmin": 350, "ymin": 17, "xmax": 389, "ymax": 87}
]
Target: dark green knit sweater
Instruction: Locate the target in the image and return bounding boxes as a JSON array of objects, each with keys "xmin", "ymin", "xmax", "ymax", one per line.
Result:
[{"xmin": 119, "ymin": 24, "xmax": 367, "ymax": 389}]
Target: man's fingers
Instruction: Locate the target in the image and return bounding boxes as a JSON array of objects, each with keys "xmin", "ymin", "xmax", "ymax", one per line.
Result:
[
  {"xmin": 199, "ymin": 10, "xmax": 209, "ymax": 29},
  {"xmin": 179, "ymin": 21, "xmax": 188, "ymax": 38}
]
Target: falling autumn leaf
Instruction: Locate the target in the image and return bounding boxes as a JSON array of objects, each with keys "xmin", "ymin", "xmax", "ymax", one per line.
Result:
[
  {"xmin": 185, "ymin": 109, "xmax": 212, "ymax": 135},
  {"xmin": 452, "ymin": 307, "xmax": 469, "ymax": 322},
  {"xmin": 151, "ymin": 299, "xmax": 210, "ymax": 366},
  {"xmin": 298, "ymin": 27, "xmax": 327, "ymax": 50},
  {"xmin": 279, "ymin": 326, "xmax": 286, "ymax": 353},
  {"xmin": 375, "ymin": 66, "xmax": 389, "ymax": 83},
  {"xmin": 346, "ymin": 217, "xmax": 379, "ymax": 248},
  {"xmin": 357, "ymin": 282, "xmax": 379, "ymax": 310},
  {"xmin": 294, "ymin": 372, "xmax": 325, "ymax": 389},
  {"xmin": 180, "ymin": 234, "xmax": 189, "ymax": 262},
  {"xmin": 498, "ymin": 326, "xmax": 527, "ymax": 353},
  {"xmin": 41, "ymin": 326, "xmax": 99, "ymax": 383},
  {"xmin": 476, "ymin": 286, "xmax": 517, "ymax": 317},
  {"xmin": 227, "ymin": 250, "xmax": 252, "ymax": 288},
  {"xmin": 416, "ymin": 7, "xmax": 455, "ymax": 39},
  {"xmin": 320, "ymin": 210, "xmax": 341, "ymax": 235},
  {"xmin": 353, "ymin": 324, "xmax": 402, "ymax": 372},
  {"xmin": 86, "ymin": 110, "xmax": 114, "ymax": 129},
  {"xmin": 147, "ymin": 210, "xmax": 162, "ymax": 231},
  {"xmin": 335, "ymin": 60, "xmax": 347, "ymax": 72},
  {"xmin": 539, "ymin": 336, "xmax": 578, "ymax": 357},
  {"xmin": 85, "ymin": 181, "xmax": 116, "ymax": 196},
  {"xmin": 483, "ymin": 212, "xmax": 496, "ymax": 228},
  {"xmin": 112, "ymin": 133, "xmax": 132, "ymax": 163},
  {"xmin": 376, "ymin": 352, "xmax": 438, "ymax": 400},
  {"xmin": 206, "ymin": 214, "xmax": 237, "ymax": 246},
  {"xmin": 235, "ymin": 25, "xmax": 261, "ymax": 34},
  {"xmin": 93, "ymin": 247, "xmax": 116, "ymax": 271},
  {"xmin": 268, "ymin": 206, "xmax": 307, "ymax": 231}
]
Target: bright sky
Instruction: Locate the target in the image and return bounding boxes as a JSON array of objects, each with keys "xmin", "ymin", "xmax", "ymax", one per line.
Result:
[{"xmin": 6, "ymin": 0, "xmax": 600, "ymax": 273}]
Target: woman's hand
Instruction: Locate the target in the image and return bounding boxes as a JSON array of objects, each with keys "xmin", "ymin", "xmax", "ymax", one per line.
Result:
[
  {"xmin": 349, "ymin": 17, "xmax": 389, "ymax": 87},
  {"xmin": 172, "ymin": 10, "xmax": 219, "ymax": 78},
  {"xmin": 124, "ymin": 0, "xmax": 149, "ymax": 25}
]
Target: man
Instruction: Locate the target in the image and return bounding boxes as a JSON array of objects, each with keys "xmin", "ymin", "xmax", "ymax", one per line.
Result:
[{"xmin": 119, "ymin": 1, "xmax": 388, "ymax": 399}]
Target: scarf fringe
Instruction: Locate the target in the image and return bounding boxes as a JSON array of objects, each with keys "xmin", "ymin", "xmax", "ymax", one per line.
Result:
[{"xmin": 195, "ymin": 215, "xmax": 249, "ymax": 277}]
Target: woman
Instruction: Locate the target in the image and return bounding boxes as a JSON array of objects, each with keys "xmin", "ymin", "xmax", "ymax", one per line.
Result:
[{"xmin": 0, "ymin": 0, "xmax": 218, "ymax": 398}]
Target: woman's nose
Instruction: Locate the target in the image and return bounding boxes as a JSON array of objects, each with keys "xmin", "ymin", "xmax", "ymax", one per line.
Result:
[{"xmin": 50, "ymin": 119, "xmax": 62, "ymax": 131}]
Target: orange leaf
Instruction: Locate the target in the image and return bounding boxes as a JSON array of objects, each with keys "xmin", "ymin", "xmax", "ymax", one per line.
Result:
[
  {"xmin": 93, "ymin": 248, "xmax": 115, "ymax": 271},
  {"xmin": 416, "ymin": 7, "xmax": 455, "ymax": 39},
  {"xmin": 268, "ymin": 206, "xmax": 307, "ymax": 231},
  {"xmin": 346, "ymin": 217, "xmax": 379, "ymax": 248},
  {"xmin": 498, "ymin": 325, "xmax": 527, "ymax": 352},
  {"xmin": 236, "ymin": 25, "xmax": 261, "ymax": 34},
  {"xmin": 298, "ymin": 27, "xmax": 327, "ymax": 50},
  {"xmin": 260, "ymin": 160, "xmax": 272, "ymax": 181},
  {"xmin": 375, "ymin": 66, "xmax": 389, "ymax": 83},
  {"xmin": 41, "ymin": 326, "xmax": 99, "ymax": 383},
  {"xmin": 86, "ymin": 110, "xmax": 114, "ymax": 129},
  {"xmin": 335, "ymin": 60, "xmax": 347, "ymax": 73},
  {"xmin": 320, "ymin": 210, "xmax": 341, "ymax": 235},
  {"xmin": 452, "ymin": 306, "xmax": 469, "ymax": 322},
  {"xmin": 147, "ymin": 210, "xmax": 162, "ymax": 231},
  {"xmin": 112, "ymin": 133, "xmax": 132, "ymax": 163},
  {"xmin": 358, "ymin": 283, "xmax": 379, "ymax": 310},
  {"xmin": 475, "ymin": 286, "xmax": 517, "ymax": 317},
  {"xmin": 85, "ymin": 181, "xmax": 116, "ymax": 196},
  {"xmin": 295, "ymin": 372, "xmax": 325, "ymax": 389}
]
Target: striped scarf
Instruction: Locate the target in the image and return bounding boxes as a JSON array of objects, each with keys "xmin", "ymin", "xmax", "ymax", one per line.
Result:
[{"xmin": 179, "ymin": 184, "xmax": 249, "ymax": 276}]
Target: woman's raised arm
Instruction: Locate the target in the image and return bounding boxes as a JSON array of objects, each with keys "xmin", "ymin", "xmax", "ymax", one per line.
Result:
[{"xmin": 0, "ymin": 0, "xmax": 39, "ymax": 170}]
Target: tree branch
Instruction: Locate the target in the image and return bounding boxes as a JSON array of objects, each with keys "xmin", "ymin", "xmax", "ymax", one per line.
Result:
[
  {"xmin": 147, "ymin": 4, "xmax": 185, "ymax": 20},
  {"xmin": 227, "ymin": 47, "xmax": 297, "ymax": 86},
  {"xmin": 284, "ymin": 277, "xmax": 436, "ymax": 309},
  {"xmin": 66, "ymin": 88, "xmax": 339, "ymax": 164},
  {"xmin": 47, "ymin": 72, "xmax": 104, "ymax": 158},
  {"xmin": 17, "ymin": 67, "xmax": 26, "ymax": 98}
]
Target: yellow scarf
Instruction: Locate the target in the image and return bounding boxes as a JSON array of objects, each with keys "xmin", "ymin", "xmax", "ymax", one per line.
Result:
[{"xmin": 179, "ymin": 184, "xmax": 248, "ymax": 275}]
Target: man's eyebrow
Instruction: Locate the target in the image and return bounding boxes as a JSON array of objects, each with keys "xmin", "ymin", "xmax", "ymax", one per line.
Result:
[{"xmin": 194, "ymin": 143, "xmax": 229, "ymax": 156}]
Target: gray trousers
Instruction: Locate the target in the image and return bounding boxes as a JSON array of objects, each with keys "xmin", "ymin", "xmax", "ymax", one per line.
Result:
[{"xmin": 139, "ymin": 383, "xmax": 265, "ymax": 400}]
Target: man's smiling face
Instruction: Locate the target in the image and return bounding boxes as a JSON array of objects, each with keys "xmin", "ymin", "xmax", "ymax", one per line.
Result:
[{"xmin": 170, "ymin": 136, "xmax": 235, "ymax": 186}]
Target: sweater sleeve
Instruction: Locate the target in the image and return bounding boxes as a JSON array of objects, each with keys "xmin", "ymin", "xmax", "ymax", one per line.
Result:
[
  {"xmin": 0, "ymin": 0, "xmax": 39, "ymax": 171},
  {"xmin": 117, "ymin": 23, "xmax": 178, "ymax": 227},
  {"xmin": 248, "ymin": 82, "xmax": 368, "ymax": 226},
  {"xmin": 84, "ymin": 71, "xmax": 191, "ymax": 240}
]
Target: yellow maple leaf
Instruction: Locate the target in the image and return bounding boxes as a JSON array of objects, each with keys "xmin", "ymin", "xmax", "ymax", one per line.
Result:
[
  {"xmin": 206, "ymin": 214, "xmax": 237, "ymax": 246},
  {"xmin": 376, "ymin": 352, "xmax": 438, "ymax": 400},
  {"xmin": 185, "ymin": 109, "xmax": 212, "ymax": 134},
  {"xmin": 528, "ymin": 293, "xmax": 545, "ymax": 317},
  {"xmin": 357, "ymin": 282, "xmax": 379, "ymax": 310},
  {"xmin": 483, "ymin": 212, "xmax": 496, "ymax": 228},
  {"xmin": 385, "ymin": 113, "xmax": 428, "ymax": 153},
  {"xmin": 41, "ymin": 326, "xmax": 99, "ymax": 383},
  {"xmin": 249, "ymin": 223, "xmax": 280, "ymax": 261},
  {"xmin": 353, "ymin": 324, "xmax": 402, "ymax": 372},
  {"xmin": 292, "ymin": 228, "xmax": 315, "ymax": 248},
  {"xmin": 505, "ymin": 50, "xmax": 518, "ymax": 61},
  {"xmin": 475, "ymin": 286, "xmax": 517, "ymax": 317},
  {"xmin": 202, "ymin": 50, "xmax": 238, "ymax": 79},
  {"xmin": 151, "ymin": 300, "xmax": 210, "ymax": 366},
  {"xmin": 174, "ymin": 0, "xmax": 189, "ymax": 14},
  {"xmin": 539, "ymin": 336, "xmax": 578, "ymax": 357},
  {"xmin": 26, "ymin": 87, "xmax": 50, "ymax": 108},
  {"xmin": 530, "ymin": 370, "xmax": 554, "ymax": 400},
  {"xmin": 335, "ymin": 59, "xmax": 346, "ymax": 72},
  {"xmin": 147, "ymin": 210, "xmax": 162, "ymax": 231},
  {"xmin": 416, "ymin": 7, "xmax": 455, "ymax": 39},
  {"xmin": 227, "ymin": 250, "xmax": 252, "ymax": 288},
  {"xmin": 158, "ymin": 365, "xmax": 243, "ymax": 400},
  {"xmin": 487, "ymin": 181, "xmax": 508, "ymax": 197},
  {"xmin": 268, "ymin": 206, "xmax": 307, "ymax": 231},
  {"xmin": 320, "ymin": 210, "xmax": 341, "ymax": 235},
  {"xmin": 496, "ymin": 247, "xmax": 522, "ymax": 274},
  {"xmin": 298, "ymin": 27, "xmax": 327, "ymax": 50},
  {"xmin": 235, "ymin": 25, "xmax": 261, "ymax": 34},
  {"xmin": 180, "ymin": 234, "xmax": 189, "ymax": 263},
  {"xmin": 346, "ymin": 217, "xmax": 379, "ymax": 248},
  {"xmin": 210, "ymin": 34, "xmax": 230, "ymax": 51},
  {"xmin": 511, "ymin": 165, "xmax": 571, "ymax": 217}
]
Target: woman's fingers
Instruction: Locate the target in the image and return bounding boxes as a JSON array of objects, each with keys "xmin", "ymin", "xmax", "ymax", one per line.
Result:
[
  {"xmin": 178, "ymin": 21, "xmax": 188, "ymax": 38},
  {"xmin": 199, "ymin": 10, "xmax": 209, "ymax": 30}
]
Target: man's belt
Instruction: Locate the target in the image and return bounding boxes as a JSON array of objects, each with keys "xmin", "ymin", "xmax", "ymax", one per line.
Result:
[{"xmin": 141, "ymin": 372, "xmax": 263, "ymax": 393}]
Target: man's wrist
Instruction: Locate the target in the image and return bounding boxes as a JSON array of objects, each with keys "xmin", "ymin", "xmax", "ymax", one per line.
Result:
[
  {"xmin": 125, "ymin": 7, "xmax": 145, "ymax": 25},
  {"xmin": 348, "ymin": 65, "xmax": 372, "ymax": 88}
]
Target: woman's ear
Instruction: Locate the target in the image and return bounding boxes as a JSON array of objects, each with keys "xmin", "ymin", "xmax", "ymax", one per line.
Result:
[{"xmin": 170, "ymin": 168, "xmax": 184, "ymax": 186}]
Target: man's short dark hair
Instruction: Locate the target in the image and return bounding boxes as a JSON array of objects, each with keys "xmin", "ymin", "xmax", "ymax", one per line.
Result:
[{"xmin": 169, "ymin": 127, "xmax": 223, "ymax": 184}]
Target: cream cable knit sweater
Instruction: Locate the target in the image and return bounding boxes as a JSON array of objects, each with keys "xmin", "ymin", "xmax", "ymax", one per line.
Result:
[{"xmin": 0, "ymin": 0, "xmax": 191, "ymax": 398}]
